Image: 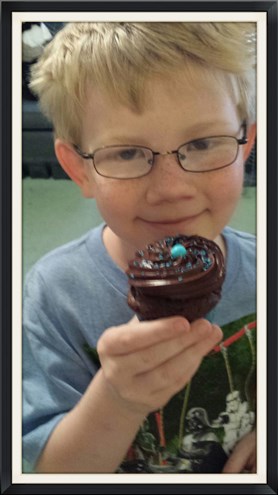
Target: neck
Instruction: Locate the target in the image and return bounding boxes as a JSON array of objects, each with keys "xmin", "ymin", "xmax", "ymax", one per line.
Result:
[
  {"xmin": 214, "ymin": 234, "xmax": 227, "ymax": 259},
  {"xmin": 102, "ymin": 226, "xmax": 132, "ymax": 271}
]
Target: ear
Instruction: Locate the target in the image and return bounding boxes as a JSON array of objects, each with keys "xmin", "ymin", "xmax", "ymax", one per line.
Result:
[
  {"xmin": 243, "ymin": 122, "xmax": 256, "ymax": 162},
  {"xmin": 54, "ymin": 139, "xmax": 94, "ymax": 198}
]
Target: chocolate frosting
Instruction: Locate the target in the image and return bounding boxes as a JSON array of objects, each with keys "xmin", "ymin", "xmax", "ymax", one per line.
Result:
[{"xmin": 126, "ymin": 234, "xmax": 225, "ymax": 321}]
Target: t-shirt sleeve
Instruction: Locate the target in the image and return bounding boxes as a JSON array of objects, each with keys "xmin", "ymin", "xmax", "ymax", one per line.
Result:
[{"xmin": 22, "ymin": 266, "xmax": 97, "ymax": 471}]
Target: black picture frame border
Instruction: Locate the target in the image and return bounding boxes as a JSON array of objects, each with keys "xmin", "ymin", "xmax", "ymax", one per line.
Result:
[{"xmin": 1, "ymin": 1, "xmax": 277, "ymax": 493}]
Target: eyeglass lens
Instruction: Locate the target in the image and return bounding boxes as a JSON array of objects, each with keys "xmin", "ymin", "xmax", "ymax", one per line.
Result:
[
  {"xmin": 178, "ymin": 137, "xmax": 238, "ymax": 172},
  {"xmin": 94, "ymin": 146, "xmax": 153, "ymax": 178}
]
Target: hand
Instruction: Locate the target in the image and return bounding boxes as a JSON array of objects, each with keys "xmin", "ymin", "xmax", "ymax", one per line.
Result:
[
  {"xmin": 222, "ymin": 430, "xmax": 256, "ymax": 473},
  {"xmin": 97, "ymin": 316, "xmax": 223, "ymax": 416}
]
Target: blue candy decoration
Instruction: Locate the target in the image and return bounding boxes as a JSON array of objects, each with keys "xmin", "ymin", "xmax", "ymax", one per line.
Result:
[
  {"xmin": 202, "ymin": 257, "xmax": 212, "ymax": 271},
  {"xmin": 170, "ymin": 244, "xmax": 187, "ymax": 259}
]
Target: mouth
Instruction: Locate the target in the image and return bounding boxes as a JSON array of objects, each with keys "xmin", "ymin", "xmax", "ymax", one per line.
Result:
[{"xmin": 141, "ymin": 213, "xmax": 203, "ymax": 232}]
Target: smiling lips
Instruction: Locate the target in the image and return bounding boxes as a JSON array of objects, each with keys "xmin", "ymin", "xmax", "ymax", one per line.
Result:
[{"xmin": 143, "ymin": 213, "xmax": 202, "ymax": 227}]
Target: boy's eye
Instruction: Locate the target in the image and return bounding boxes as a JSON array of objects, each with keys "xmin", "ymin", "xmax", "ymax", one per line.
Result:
[
  {"xmin": 100, "ymin": 146, "xmax": 148, "ymax": 163},
  {"xmin": 187, "ymin": 139, "xmax": 212, "ymax": 151},
  {"xmin": 118, "ymin": 148, "xmax": 142, "ymax": 161}
]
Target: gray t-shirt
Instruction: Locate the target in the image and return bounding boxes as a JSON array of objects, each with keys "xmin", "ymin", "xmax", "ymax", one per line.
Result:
[{"xmin": 23, "ymin": 223, "xmax": 256, "ymax": 471}]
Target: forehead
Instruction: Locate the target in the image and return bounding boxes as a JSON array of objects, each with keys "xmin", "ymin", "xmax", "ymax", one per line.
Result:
[
  {"xmin": 81, "ymin": 67, "xmax": 240, "ymax": 147},
  {"xmin": 143, "ymin": 67, "xmax": 238, "ymax": 117}
]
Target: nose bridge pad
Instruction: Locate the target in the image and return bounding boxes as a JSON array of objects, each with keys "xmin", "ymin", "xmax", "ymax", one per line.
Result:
[
  {"xmin": 161, "ymin": 149, "xmax": 181, "ymax": 168},
  {"xmin": 157, "ymin": 150, "xmax": 179, "ymax": 162},
  {"xmin": 151, "ymin": 149, "xmax": 182, "ymax": 172}
]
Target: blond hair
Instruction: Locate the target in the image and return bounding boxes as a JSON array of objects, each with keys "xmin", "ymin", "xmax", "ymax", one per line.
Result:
[{"xmin": 29, "ymin": 22, "xmax": 256, "ymax": 143}]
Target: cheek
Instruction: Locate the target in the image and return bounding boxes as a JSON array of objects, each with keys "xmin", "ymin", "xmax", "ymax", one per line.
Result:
[
  {"xmin": 93, "ymin": 180, "xmax": 136, "ymax": 221},
  {"xmin": 210, "ymin": 165, "xmax": 244, "ymax": 208}
]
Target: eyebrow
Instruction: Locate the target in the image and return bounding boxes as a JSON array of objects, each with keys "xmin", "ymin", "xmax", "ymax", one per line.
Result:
[
  {"xmin": 94, "ymin": 121, "xmax": 236, "ymax": 148},
  {"xmin": 183, "ymin": 121, "xmax": 235, "ymax": 134}
]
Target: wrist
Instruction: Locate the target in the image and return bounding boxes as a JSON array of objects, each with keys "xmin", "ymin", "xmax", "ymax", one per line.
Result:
[{"xmin": 88, "ymin": 369, "xmax": 148, "ymax": 423}]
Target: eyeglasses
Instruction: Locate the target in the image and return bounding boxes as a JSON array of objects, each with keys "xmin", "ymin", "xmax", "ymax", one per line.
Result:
[{"xmin": 73, "ymin": 121, "xmax": 248, "ymax": 179}]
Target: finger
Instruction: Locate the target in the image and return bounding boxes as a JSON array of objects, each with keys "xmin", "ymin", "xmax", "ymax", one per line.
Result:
[
  {"xmin": 126, "ymin": 321, "xmax": 222, "ymax": 375},
  {"xmin": 222, "ymin": 455, "xmax": 248, "ymax": 473},
  {"xmin": 106, "ymin": 327, "xmax": 201, "ymax": 376},
  {"xmin": 97, "ymin": 316, "xmax": 190, "ymax": 356},
  {"xmin": 134, "ymin": 324, "xmax": 223, "ymax": 395},
  {"xmin": 188, "ymin": 323, "xmax": 223, "ymax": 357},
  {"xmin": 248, "ymin": 452, "xmax": 257, "ymax": 473},
  {"xmin": 222, "ymin": 438, "xmax": 256, "ymax": 473}
]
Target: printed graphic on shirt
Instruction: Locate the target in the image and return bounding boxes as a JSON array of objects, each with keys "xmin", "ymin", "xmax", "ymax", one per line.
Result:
[{"xmin": 85, "ymin": 313, "xmax": 256, "ymax": 474}]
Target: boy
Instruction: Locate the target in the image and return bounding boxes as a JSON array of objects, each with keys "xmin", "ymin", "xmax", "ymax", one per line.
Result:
[{"xmin": 23, "ymin": 22, "xmax": 257, "ymax": 474}]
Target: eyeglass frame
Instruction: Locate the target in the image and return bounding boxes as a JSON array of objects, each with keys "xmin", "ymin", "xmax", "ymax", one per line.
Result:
[{"xmin": 72, "ymin": 121, "xmax": 248, "ymax": 179}]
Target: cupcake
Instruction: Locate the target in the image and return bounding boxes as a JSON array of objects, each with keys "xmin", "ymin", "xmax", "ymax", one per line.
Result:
[{"xmin": 126, "ymin": 234, "xmax": 225, "ymax": 322}]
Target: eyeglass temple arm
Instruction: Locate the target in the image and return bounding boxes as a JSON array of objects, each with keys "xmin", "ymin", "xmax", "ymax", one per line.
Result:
[
  {"xmin": 238, "ymin": 121, "xmax": 248, "ymax": 145},
  {"xmin": 73, "ymin": 144, "xmax": 93, "ymax": 160}
]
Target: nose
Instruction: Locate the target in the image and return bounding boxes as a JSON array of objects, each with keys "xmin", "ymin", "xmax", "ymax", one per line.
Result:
[{"xmin": 145, "ymin": 152, "xmax": 196, "ymax": 205}]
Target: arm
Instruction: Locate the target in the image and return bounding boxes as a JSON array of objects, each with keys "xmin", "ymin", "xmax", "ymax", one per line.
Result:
[
  {"xmin": 36, "ymin": 316, "xmax": 222, "ymax": 473},
  {"xmin": 222, "ymin": 429, "xmax": 256, "ymax": 473},
  {"xmin": 36, "ymin": 368, "xmax": 145, "ymax": 473}
]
